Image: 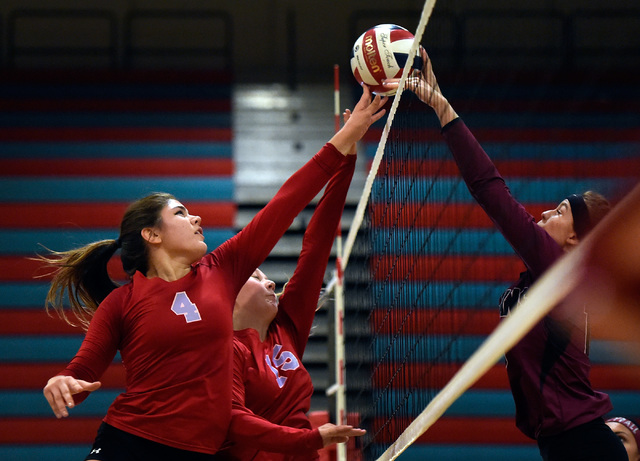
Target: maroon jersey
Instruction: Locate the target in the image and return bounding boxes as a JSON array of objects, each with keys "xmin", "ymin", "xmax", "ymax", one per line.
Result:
[
  {"xmin": 59, "ymin": 143, "xmax": 348, "ymax": 454},
  {"xmin": 225, "ymin": 155, "xmax": 357, "ymax": 460},
  {"xmin": 442, "ymin": 118, "xmax": 612, "ymax": 439}
]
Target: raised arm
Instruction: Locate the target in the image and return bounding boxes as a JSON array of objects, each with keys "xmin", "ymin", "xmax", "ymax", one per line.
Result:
[
  {"xmin": 328, "ymin": 85, "xmax": 387, "ymax": 153},
  {"xmin": 384, "ymin": 49, "xmax": 563, "ymax": 277},
  {"xmin": 383, "ymin": 47, "xmax": 458, "ymax": 127},
  {"xmin": 221, "ymin": 86, "xmax": 387, "ymax": 291},
  {"xmin": 276, "ymin": 147, "xmax": 356, "ymax": 354}
]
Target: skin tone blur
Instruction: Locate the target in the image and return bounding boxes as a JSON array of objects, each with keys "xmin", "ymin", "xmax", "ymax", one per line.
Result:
[{"xmin": 570, "ymin": 184, "xmax": 640, "ymax": 345}]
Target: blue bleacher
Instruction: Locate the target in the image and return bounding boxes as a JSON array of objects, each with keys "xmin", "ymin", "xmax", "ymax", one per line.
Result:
[{"xmin": 0, "ymin": 69, "xmax": 234, "ymax": 457}]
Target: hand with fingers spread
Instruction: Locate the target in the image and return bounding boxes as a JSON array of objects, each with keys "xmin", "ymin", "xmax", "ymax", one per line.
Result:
[
  {"xmin": 318, "ymin": 423, "xmax": 366, "ymax": 447},
  {"xmin": 329, "ymin": 84, "xmax": 387, "ymax": 155},
  {"xmin": 382, "ymin": 47, "xmax": 458, "ymax": 127},
  {"xmin": 43, "ymin": 375, "xmax": 101, "ymax": 418}
]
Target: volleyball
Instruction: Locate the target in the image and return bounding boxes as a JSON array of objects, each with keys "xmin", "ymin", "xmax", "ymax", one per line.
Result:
[{"xmin": 350, "ymin": 24, "xmax": 422, "ymax": 96}]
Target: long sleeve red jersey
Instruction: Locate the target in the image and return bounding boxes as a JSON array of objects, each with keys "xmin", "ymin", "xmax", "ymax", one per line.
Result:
[
  {"xmin": 225, "ymin": 154, "xmax": 357, "ymax": 460},
  {"xmin": 59, "ymin": 143, "xmax": 347, "ymax": 454}
]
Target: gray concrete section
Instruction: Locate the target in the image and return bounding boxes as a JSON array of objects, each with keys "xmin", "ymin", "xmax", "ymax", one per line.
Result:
[{"xmin": 232, "ymin": 83, "xmax": 368, "ymax": 410}]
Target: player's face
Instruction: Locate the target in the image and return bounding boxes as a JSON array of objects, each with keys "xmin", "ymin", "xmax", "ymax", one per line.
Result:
[
  {"xmin": 236, "ymin": 269, "xmax": 278, "ymax": 317},
  {"xmin": 606, "ymin": 421, "xmax": 640, "ymax": 461},
  {"xmin": 537, "ymin": 199, "xmax": 577, "ymax": 249},
  {"xmin": 155, "ymin": 199, "xmax": 207, "ymax": 261}
]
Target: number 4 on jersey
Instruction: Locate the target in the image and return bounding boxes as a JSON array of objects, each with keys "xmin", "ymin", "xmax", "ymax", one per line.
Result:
[{"xmin": 171, "ymin": 291, "xmax": 202, "ymax": 323}]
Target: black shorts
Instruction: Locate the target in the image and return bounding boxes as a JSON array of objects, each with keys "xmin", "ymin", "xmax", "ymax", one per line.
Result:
[
  {"xmin": 537, "ymin": 417, "xmax": 628, "ymax": 461},
  {"xmin": 85, "ymin": 422, "xmax": 220, "ymax": 461}
]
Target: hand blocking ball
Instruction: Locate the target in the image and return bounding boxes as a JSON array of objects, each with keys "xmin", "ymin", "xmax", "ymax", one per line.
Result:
[{"xmin": 350, "ymin": 24, "xmax": 423, "ymax": 96}]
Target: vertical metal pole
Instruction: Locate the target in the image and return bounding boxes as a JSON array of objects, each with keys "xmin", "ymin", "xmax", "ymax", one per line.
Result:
[{"xmin": 333, "ymin": 63, "xmax": 347, "ymax": 461}]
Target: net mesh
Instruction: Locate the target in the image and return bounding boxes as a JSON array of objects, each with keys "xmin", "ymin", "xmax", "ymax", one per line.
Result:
[
  {"xmin": 337, "ymin": 2, "xmax": 640, "ymax": 460},
  {"xmin": 343, "ymin": 93, "xmax": 514, "ymax": 460}
]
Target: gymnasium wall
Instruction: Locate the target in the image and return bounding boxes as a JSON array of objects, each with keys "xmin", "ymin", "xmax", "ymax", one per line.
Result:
[
  {"xmin": 0, "ymin": 0, "xmax": 637, "ymax": 82},
  {"xmin": 0, "ymin": 1, "xmax": 638, "ymax": 460},
  {"xmin": 0, "ymin": 67, "xmax": 235, "ymax": 461}
]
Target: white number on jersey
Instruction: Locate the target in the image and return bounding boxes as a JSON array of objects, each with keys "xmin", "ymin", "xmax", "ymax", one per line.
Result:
[
  {"xmin": 171, "ymin": 291, "xmax": 202, "ymax": 323},
  {"xmin": 265, "ymin": 344, "xmax": 300, "ymax": 388}
]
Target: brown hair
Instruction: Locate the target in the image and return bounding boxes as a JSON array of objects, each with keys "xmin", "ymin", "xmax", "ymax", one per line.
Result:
[
  {"xmin": 38, "ymin": 192, "xmax": 174, "ymax": 329},
  {"xmin": 583, "ymin": 190, "xmax": 611, "ymax": 232}
]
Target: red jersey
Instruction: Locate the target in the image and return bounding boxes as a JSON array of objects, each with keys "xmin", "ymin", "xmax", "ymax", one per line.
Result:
[
  {"xmin": 224, "ymin": 155, "xmax": 356, "ymax": 460},
  {"xmin": 59, "ymin": 143, "xmax": 347, "ymax": 454}
]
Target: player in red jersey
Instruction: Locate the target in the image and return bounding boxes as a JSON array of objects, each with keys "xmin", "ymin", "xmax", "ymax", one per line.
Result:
[
  {"xmin": 221, "ymin": 108, "xmax": 362, "ymax": 460},
  {"xmin": 40, "ymin": 85, "xmax": 387, "ymax": 461}
]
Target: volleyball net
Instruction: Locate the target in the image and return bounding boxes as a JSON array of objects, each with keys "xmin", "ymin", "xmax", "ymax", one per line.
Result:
[
  {"xmin": 322, "ymin": 1, "xmax": 640, "ymax": 460},
  {"xmin": 333, "ymin": 1, "xmax": 504, "ymax": 458}
]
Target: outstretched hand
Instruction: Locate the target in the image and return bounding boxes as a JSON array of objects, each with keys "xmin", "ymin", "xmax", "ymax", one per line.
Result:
[
  {"xmin": 318, "ymin": 423, "xmax": 366, "ymax": 447},
  {"xmin": 382, "ymin": 47, "xmax": 458, "ymax": 127},
  {"xmin": 329, "ymin": 84, "xmax": 387, "ymax": 155},
  {"xmin": 43, "ymin": 375, "xmax": 101, "ymax": 418}
]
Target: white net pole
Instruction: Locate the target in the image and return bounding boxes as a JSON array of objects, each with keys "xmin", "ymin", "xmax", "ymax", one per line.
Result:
[{"xmin": 333, "ymin": 64, "xmax": 348, "ymax": 461}]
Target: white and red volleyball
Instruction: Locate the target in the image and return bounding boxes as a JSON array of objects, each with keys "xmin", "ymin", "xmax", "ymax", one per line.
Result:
[{"xmin": 350, "ymin": 24, "xmax": 422, "ymax": 96}]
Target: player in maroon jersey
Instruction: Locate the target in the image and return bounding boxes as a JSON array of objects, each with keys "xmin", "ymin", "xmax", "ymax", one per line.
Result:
[
  {"xmin": 40, "ymin": 85, "xmax": 386, "ymax": 461},
  {"xmin": 382, "ymin": 50, "xmax": 625, "ymax": 461}
]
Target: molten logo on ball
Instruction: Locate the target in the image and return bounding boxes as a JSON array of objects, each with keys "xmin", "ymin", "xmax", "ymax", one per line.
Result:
[
  {"xmin": 363, "ymin": 35, "xmax": 381, "ymax": 75},
  {"xmin": 350, "ymin": 24, "xmax": 422, "ymax": 96}
]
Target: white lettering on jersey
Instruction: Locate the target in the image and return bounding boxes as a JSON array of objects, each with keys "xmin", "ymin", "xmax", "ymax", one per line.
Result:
[
  {"xmin": 499, "ymin": 286, "xmax": 528, "ymax": 317},
  {"xmin": 265, "ymin": 344, "xmax": 300, "ymax": 388}
]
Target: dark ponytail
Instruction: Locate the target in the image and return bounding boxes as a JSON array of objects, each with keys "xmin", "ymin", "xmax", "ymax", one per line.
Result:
[
  {"xmin": 39, "ymin": 239, "xmax": 121, "ymax": 329},
  {"xmin": 38, "ymin": 192, "xmax": 174, "ymax": 329}
]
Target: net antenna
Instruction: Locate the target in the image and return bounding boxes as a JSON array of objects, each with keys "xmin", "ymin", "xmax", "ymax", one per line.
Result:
[
  {"xmin": 325, "ymin": 63, "xmax": 349, "ymax": 461},
  {"xmin": 319, "ymin": 0, "xmax": 438, "ymax": 311}
]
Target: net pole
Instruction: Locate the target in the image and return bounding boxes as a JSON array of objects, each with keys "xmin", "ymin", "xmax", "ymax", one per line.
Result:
[{"xmin": 332, "ymin": 64, "xmax": 347, "ymax": 461}]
